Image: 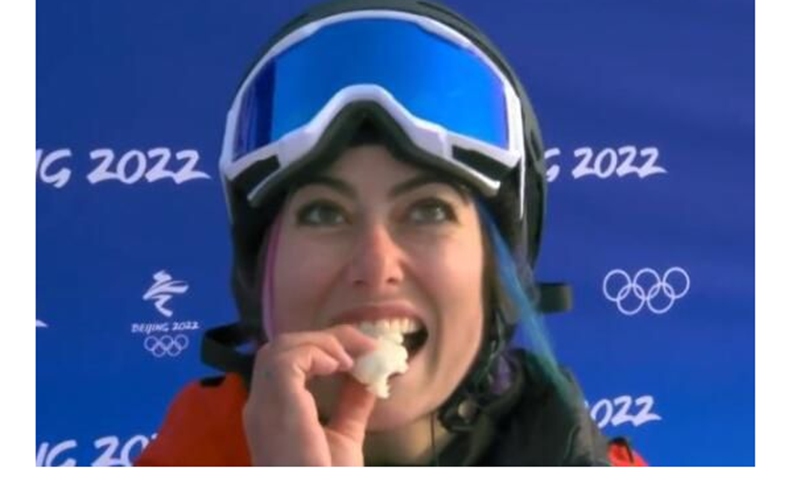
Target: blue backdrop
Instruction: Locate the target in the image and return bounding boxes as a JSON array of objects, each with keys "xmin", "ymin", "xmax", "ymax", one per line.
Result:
[{"xmin": 36, "ymin": 0, "xmax": 754, "ymax": 466}]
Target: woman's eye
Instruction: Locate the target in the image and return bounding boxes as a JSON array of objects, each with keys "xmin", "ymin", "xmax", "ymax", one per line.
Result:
[
  {"xmin": 296, "ymin": 202, "xmax": 347, "ymax": 226},
  {"xmin": 407, "ymin": 199, "xmax": 456, "ymax": 224}
]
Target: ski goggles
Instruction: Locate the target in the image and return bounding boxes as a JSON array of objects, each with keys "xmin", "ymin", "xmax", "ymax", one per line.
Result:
[{"xmin": 220, "ymin": 11, "xmax": 526, "ymax": 212}]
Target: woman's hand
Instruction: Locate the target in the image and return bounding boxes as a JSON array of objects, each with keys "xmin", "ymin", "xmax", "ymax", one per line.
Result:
[{"xmin": 243, "ymin": 324, "xmax": 378, "ymax": 465}]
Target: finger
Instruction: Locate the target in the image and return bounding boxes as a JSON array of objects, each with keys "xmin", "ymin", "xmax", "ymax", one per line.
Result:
[
  {"xmin": 250, "ymin": 343, "xmax": 344, "ymax": 402},
  {"xmin": 325, "ymin": 324, "xmax": 379, "ymax": 358},
  {"xmin": 270, "ymin": 332, "xmax": 354, "ymax": 369},
  {"xmin": 267, "ymin": 345, "xmax": 344, "ymax": 386},
  {"xmin": 269, "ymin": 325, "xmax": 378, "ymax": 366},
  {"xmin": 326, "ymin": 376, "xmax": 377, "ymax": 444},
  {"xmin": 245, "ymin": 345, "xmax": 340, "ymax": 466}
]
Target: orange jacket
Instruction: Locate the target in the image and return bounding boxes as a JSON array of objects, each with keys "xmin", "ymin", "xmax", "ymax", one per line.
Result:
[
  {"xmin": 136, "ymin": 374, "xmax": 251, "ymax": 466},
  {"xmin": 136, "ymin": 373, "xmax": 647, "ymax": 466}
]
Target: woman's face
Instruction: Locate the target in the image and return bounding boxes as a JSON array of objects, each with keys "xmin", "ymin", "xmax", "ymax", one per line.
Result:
[{"xmin": 264, "ymin": 144, "xmax": 486, "ymax": 430}]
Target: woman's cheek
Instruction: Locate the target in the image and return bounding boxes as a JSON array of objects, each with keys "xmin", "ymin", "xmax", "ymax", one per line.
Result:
[
  {"xmin": 272, "ymin": 243, "xmax": 338, "ymax": 333},
  {"xmin": 421, "ymin": 237, "xmax": 482, "ymax": 279}
]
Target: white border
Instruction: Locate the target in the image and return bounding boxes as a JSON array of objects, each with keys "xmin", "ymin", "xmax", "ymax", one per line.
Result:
[
  {"xmin": 756, "ymin": 0, "xmax": 798, "ymax": 472},
  {"xmin": 1, "ymin": 0, "xmax": 35, "ymax": 472}
]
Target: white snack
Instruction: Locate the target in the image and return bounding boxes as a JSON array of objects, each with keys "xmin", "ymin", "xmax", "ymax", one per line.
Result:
[{"xmin": 349, "ymin": 322, "xmax": 410, "ymax": 399}]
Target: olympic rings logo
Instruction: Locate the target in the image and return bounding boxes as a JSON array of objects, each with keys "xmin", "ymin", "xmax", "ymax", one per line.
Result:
[
  {"xmin": 602, "ymin": 267, "xmax": 690, "ymax": 315},
  {"xmin": 143, "ymin": 334, "xmax": 189, "ymax": 357}
]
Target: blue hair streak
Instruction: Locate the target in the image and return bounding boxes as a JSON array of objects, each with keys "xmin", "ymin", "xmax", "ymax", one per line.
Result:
[{"xmin": 476, "ymin": 201, "xmax": 572, "ymax": 399}]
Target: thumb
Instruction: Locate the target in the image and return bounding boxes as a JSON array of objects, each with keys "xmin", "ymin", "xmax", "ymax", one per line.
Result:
[{"xmin": 326, "ymin": 376, "xmax": 377, "ymax": 444}]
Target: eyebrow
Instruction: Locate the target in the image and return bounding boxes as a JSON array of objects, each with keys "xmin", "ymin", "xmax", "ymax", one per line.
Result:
[
  {"xmin": 293, "ymin": 175, "xmax": 357, "ymax": 199},
  {"xmin": 294, "ymin": 173, "xmax": 470, "ymax": 204},
  {"xmin": 388, "ymin": 174, "xmax": 470, "ymax": 204}
]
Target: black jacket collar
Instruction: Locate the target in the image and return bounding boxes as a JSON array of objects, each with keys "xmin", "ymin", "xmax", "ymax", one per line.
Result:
[{"xmin": 436, "ymin": 354, "xmax": 611, "ymax": 466}]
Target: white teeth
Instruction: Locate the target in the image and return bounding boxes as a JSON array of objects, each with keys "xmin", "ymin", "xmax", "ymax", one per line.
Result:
[
  {"xmin": 377, "ymin": 319, "xmax": 391, "ymax": 334},
  {"xmin": 356, "ymin": 317, "xmax": 422, "ymax": 338},
  {"xmin": 402, "ymin": 319, "xmax": 422, "ymax": 334}
]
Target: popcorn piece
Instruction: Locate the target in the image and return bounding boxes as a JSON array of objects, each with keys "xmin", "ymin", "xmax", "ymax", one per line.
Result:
[{"xmin": 349, "ymin": 324, "xmax": 410, "ymax": 399}]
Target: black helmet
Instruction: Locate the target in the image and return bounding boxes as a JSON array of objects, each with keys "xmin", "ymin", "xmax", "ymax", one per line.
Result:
[{"xmin": 203, "ymin": 0, "xmax": 570, "ymax": 415}]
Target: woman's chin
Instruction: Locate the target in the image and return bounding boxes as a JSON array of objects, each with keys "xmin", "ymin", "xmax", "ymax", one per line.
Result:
[
  {"xmin": 366, "ymin": 399, "xmax": 424, "ymax": 431},
  {"xmin": 365, "ymin": 385, "xmax": 435, "ymax": 431}
]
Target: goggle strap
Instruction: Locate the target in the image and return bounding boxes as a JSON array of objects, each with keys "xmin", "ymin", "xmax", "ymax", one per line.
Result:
[{"xmin": 451, "ymin": 145, "xmax": 514, "ymax": 183}]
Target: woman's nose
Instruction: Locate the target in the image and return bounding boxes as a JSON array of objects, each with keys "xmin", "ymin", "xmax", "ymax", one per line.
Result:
[{"xmin": 346, "ymin": 222, "xmax": 404, "ymax": 291}]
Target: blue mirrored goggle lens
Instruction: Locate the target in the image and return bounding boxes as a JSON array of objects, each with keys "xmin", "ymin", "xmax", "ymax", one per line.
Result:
[{"xmin": 233, "ymin": 18, "xmax": 509, "ymax": 160}]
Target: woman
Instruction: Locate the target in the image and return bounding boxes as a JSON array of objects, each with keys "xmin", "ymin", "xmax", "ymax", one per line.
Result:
[{"xmin": 136, "ymin": 0, "xmax": 645, "ymax": 466}]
